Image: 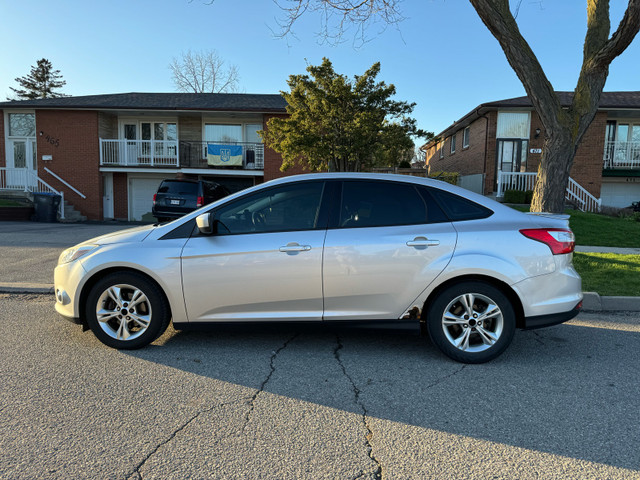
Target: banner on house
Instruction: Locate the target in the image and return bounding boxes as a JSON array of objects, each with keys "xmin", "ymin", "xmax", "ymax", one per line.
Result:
[{"xmin": 207, "ymin": 144, "xmax": 243, "ymax": 166}]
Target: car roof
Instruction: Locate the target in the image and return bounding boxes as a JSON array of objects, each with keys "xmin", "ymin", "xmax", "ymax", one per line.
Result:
[{"xmin": 261, "ymin": 172, "xmax": 510, "ymax": 212}]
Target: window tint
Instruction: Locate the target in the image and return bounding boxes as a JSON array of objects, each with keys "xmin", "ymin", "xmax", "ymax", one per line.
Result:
[
  {"xmin": 339, "ymin": 181, "xmax": 432, "ymax": 228},
  {"xmin": 158, "ymin": 181, "xmax": 198, "ymax": 195},
  {"xmin": 427, "ymin": 188, "xmax": 493, "ymax": 221},
  {"xmin": 215, "ymin": 182, "xmax": 324, "ymax": 235}
]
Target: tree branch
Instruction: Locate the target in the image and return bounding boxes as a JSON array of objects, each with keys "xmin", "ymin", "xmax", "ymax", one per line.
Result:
[
  {"xmin": 468, "ymin": 0, "xmax": 562, "ymax": 129},
  {"xmin": 592, "ymin": 0, "xmax": 640, "ymax": 69}
]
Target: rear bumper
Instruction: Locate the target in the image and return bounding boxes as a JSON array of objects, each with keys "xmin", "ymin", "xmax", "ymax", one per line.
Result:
[{"xmin": 522, "ymin": 301, "xmax": 582, "ymax": 330}]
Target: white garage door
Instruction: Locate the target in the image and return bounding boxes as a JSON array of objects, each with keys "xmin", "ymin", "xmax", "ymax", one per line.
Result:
[
  {"xmin": 129, "ymin": 178, "xmax": 163, "ymax": 221},
  {"xmin": 600, "ymin": 182, "xmax": 640, "ymax": 209}
]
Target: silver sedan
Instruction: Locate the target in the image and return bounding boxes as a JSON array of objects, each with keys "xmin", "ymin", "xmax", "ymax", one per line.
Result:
[{"xmin": 54, "ymin": 173, "xmax": 582, "ymax": 363}]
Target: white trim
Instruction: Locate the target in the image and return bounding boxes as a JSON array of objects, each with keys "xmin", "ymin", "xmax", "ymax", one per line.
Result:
[
  {"xmin": 450, "ymin": 133, "xmax": 456, "ymax": 154},
  {"xmin": 99, "ymin": 167, "xmax": 264, "ymax": 176},
  {"xmin": 462, "ymin": 126, "xmax": 470, "ymax": 148}
]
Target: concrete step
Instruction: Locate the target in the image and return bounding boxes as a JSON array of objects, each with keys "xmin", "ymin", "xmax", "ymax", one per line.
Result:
[{"xmin": 58, "ymin": 200, "xmax": 87, "ymax": 223}]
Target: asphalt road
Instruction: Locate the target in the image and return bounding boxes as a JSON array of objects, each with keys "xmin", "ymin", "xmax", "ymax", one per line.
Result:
[{"xmin": 1, "ymin": 293, "xmax": 639, "ymax": 479}]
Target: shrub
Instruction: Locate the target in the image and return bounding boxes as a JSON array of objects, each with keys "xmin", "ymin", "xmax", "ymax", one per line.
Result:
[
  {"xmin": 398, "ymin": 160, "xmax": 412, "ymax": 168},
  {"xmin": 503, "ymin": 189, "xmax": 526, "ymax": 204},
  {"xmin": 524, "ymin": 190, "xmax": 534, "ymax": 204},
  {"xmin": 429, "ymin": 171, "xmax": 459, "ymax": 186}
]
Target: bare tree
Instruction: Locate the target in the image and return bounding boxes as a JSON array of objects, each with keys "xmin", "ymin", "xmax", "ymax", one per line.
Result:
[
  {"xmin": 169, "ymin": 50, "xmax": 240, "ymax": 93},
  {"xmin": 274, "ymin": 0, "xmax": 640, "ymax": 213}
]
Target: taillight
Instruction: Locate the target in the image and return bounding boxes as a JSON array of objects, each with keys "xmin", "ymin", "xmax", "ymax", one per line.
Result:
[
  {"xmin": 197, "ymin": 196, "xmax": 204, "ymax": 207},
  {"xmin": 153, "ymin": 193, "xmax": 157, "ymax": 205},
  {"xmin": 520, "ymin": 228, "xmax": 575, "ymax": 255}
]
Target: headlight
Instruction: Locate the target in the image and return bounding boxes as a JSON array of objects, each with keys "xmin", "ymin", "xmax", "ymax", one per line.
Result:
[{"xmin": 58, "ymin": 245, "xmax": 99, "ymax": 265}]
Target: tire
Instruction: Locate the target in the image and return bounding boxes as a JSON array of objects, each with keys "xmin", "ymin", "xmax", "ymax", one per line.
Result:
[
  {"xmin": 426, "ymin": 281, "xmax": 516, "ymax": 364},
  {"xmin": 85, "ymin": 272, "xmax": 170, "ymax": 349}
]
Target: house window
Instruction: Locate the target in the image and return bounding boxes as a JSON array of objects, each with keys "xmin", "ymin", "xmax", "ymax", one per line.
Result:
[
  {"xmin": 140, "ymin": 122, "xmax": 177, "ymax": 156},
  {"xmin": 463, "ymin": 127, "xmax": 470, "ymax": 148},
  {"xmin": 450, "ymin": 134, "xmax": 456, "ymax": 154},
  {"xmin": 8, "ymin": 113, "xmax": 36, "ymax": 137},
  {"xmin": 496, "ymin": 112, "xmax": 530, "ymax": 139},
  {"xmin": 439, "ymin": 141, "xmax": 444, "ymax": 159},
  {"xmin": 244, "ymin": 124, "xmax": 262, "ymax": 144},
  {"xmin": 204, "ymin": 124, "xmax": 242, "ymax": 143}
]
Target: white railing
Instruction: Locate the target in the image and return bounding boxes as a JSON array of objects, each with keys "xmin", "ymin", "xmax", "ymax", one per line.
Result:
[
  {"xmin": 603, "ymin": 140, "xmax": 640, "ymax": 169},
  {"xmin": 566, "ymin": 177, "xmax": 602, "ymax": 212},
  {"xmin": 0, "ymin": 167, "xmax": 65, "ymax": 219},
  {"xmin": 100, "ymin": 139, "xmax": 179, "ymax": 167},
  {"xmin": 496, "ymin": 170, "xmax": 601, "ymax": 212},
  {"xmin": 496, "ymin": 171, "xmax": 537, "ymax": 196}
]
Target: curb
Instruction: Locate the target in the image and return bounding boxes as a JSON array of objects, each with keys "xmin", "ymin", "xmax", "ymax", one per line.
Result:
[
  {"xmin": 0, "ymin": 283, "xmax": 54, "ymax": 295},
  {"xmin": 1, "ymin": 284, "xmax": 639, "ymax": 312}
]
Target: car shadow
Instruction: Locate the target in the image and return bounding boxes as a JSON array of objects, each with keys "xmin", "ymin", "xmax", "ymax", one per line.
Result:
[{"xmin": 122, "ymin": 317, "xmax": 640, "ymax": 472}]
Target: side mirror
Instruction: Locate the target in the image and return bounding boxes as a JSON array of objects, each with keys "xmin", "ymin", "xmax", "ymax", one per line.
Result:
[{"xmin": 196, "ymin": 212, "xmax": 216, "ymax": 235}]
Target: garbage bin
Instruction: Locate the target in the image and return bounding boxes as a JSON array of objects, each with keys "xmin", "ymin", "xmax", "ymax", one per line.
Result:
[{"xmin": 33, "ymin": 192, "xmax": 62, "ymax": 222}]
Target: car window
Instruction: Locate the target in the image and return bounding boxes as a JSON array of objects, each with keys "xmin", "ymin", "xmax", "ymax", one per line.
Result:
[
  {"xmin": 214, "ymin": 182, "xmax": 325, "ymax": 235},
  {"xmin": 158, "ymin": 181, "xmax": 198, "ymax": 195},
  {"xmin": 339, "ymin": 181, "xmax": 441, "ymax": 228},
  {"xmin": 425, "ymin": 187, "xmax": 493, "ymax": 221}
]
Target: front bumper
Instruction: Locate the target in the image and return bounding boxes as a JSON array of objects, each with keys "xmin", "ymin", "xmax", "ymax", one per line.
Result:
[{"xmin": 54, "ymin": 258, "xmax": 87, "ymax": 321}]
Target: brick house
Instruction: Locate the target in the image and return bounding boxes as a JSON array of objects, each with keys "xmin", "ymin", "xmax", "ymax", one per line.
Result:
[
  {"xmin": 0, "ymin": 93, "xmax": 304, "ymax": 221},
  {"xmin": 422, "ymin": 92, "xmax": 640, "ymax": 210}
]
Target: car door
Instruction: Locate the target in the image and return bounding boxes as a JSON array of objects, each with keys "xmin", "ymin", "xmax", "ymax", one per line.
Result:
[
  {"xmin": 322, "ymin": 180, "xmax": 458, "ymax": 320},
  {"xmin": 181, "ymin": 180, "xmax": 328, "ymax": 322}
]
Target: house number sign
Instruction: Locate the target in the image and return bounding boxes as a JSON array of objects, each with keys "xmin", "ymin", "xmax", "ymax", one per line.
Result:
[
  {"xmin": 529, "ymin": 148, "xmax": 542, "ymax": 154},
  {"xmin": 40, "ymin": 131, "xmax": 60, "ymax": 147}
]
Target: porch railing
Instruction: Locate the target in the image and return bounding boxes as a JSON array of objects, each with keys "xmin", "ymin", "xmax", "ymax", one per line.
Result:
[
  {"xmin": 100, "ymin": 139, "xmax": 179, "ymax": 167},
  {"xmin": 99, "ymin": 139, "xmax": 265, "ymax": 170},
  {"xmin": 178, "ymin": 141, "xmax": 264, "ymax": 170},
  {"xmin": 603, "ymin": 140, "xmax": 640, "ymax": 169},
  {"xmin": 0, "ymin": 167, "xmax": 65, "ymax": 219},
  {"xmin": 496, "ymin": 170, "xmax": 601, "ymax": 212}
]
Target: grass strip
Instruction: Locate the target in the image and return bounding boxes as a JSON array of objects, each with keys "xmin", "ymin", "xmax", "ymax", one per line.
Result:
[{"xmin": 573, "ymin": 253, "xmax": 640, "ymax": 296}]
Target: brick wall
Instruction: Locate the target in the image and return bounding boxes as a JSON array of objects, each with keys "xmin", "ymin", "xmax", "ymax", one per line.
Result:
[
  {"xmin": 113, "ymin": 172, "xmax": 128, "ymax": 220},
  {"xmin": 0, "ymin": 111, "xmax": 5, "ymax": 167},
  {"xmin": 262, "ymin": 114, "xmax": 306, "ymax": 181},
  {"xmin": 36, "ymin": 110, "xmax": 102, "ymax": 219},
  {"xmin": 571, "ymin": 111, "xmax": 607, "ymax": 197},
  {"xmin": 426, "ymin": 113, "xmax": 495, "ymax": 194}
]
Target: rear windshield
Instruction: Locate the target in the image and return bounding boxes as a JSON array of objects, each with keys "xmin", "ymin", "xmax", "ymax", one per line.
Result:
[{"xmin": 158, "ymin": 181, "xmax": 198, "ymax": 195}]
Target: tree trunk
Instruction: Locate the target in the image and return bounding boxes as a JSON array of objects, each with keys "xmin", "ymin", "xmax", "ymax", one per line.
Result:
[{"xmin": 531, "ymin": 130, "xmax": 575, "ymax": 213}]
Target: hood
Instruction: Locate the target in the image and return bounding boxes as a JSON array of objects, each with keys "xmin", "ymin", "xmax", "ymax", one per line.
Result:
[{"xmin": 82, "ymin": 224, "xmax": 156, "ymax": 246}]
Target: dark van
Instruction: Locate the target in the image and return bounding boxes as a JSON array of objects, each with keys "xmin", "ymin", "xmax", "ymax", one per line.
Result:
[{"xmin": 152, "ymin": 179, "xmax": 230, "ymax": 222}]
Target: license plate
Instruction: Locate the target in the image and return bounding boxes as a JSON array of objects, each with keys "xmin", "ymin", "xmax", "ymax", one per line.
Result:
[{"xmin": 170, "ymin": 200, "xmax": 180, "ymax": 205}]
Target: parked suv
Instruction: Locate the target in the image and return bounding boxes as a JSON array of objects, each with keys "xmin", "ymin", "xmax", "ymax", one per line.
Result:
[{"xmin": 152, "ymin": 179, "xmax": 230, "ymax": 222}]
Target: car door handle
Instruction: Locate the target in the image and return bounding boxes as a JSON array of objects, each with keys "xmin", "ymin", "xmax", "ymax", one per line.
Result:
[
  {"xmin": 279, "ymin": 243, "xmax": 312, "ymax": 253},
  {"xmin": 406, "ymin": 237, "xmax": 440, "ymax": 247}
]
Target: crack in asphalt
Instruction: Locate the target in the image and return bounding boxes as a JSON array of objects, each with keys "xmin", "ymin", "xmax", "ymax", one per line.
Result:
[
  {"xmin": 334, "ymin": 335, "xmax": 383, "ymax": 480},
  {"xmin": 127, "ymin": 400, "xmax": 245, "ymax": 480},
  {"xmin": 424, "ymin": 364, "xmax": 467, "ymax": 390},
  {"xmin": 242, "ymin": 333, "xmax": 299, "ymax": 433},
  {"xmin": 531, "ymin": 330, "xmax": 546, "ymax": 345}
]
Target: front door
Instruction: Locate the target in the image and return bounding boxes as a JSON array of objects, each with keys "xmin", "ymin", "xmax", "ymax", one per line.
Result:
[
  {"xmin": 181, "ymin": 181, "xmax": 327, "ymax": 322},
  {"xmin": 7, "ymin": 138, "xmax": 37, "ymax": 188},
  {"xmin": 102, "ymin": 173, "xmax": 114, "ymax": 219},
  {"xmin": 123, "ymin": 123, "xmax": 137, "ymax": 165}
]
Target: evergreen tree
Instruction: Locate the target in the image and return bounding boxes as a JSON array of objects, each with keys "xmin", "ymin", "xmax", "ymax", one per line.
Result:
[{"xmin": 9, "ymin": 59, "xmax": 67, "ymax": 100}]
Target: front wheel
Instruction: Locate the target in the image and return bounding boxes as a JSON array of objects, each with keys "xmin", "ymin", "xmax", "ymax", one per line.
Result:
[
  {"xmin": 85, "ymin": 272, "xmax": 170, "ymax": 349},
  {"xmin": 426, "ymin": 281, "xmax": 516, "ymax": 363}
]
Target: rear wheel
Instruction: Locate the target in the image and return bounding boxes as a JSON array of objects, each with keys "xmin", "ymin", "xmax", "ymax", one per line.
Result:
[
  {"xmin": 85, "ymin": 272, "xmax": 170, "ymax": 349},
  {"xmin": 426, "ymin": 281, "xmax": 516, "ymax": 363}
]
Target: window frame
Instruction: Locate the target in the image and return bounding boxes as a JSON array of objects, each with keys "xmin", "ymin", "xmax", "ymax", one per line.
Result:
[
  {"xmin": 462, "ymin": 126, "xmax": 470, "ymax": 149},
  {"xmin": 450, "ymin": 134, "xmax": 456, "ymax": 154},
  {"xmin": 208, "ymin": 180, "xmax": 331, "ymax": 236}
]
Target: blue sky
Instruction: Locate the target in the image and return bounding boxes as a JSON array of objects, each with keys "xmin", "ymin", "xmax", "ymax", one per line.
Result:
[{"xmin": 1, "ymin": 1, "xmax": 638, "ymax": 133}]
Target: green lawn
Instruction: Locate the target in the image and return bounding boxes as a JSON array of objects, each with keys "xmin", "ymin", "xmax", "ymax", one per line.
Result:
[
  {"xmin": 573, "ymin": 253, "xmax": 640, "ymax": 296},
  {"xmin": 509, "ymin": 205, "xmax": 640, "ymax": 247}
]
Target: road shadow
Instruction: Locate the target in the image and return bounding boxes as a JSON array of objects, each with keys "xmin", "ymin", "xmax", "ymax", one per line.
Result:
[{"xmin": 121, "ymin": 316, "xmax": 640, "ymax": 472}]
